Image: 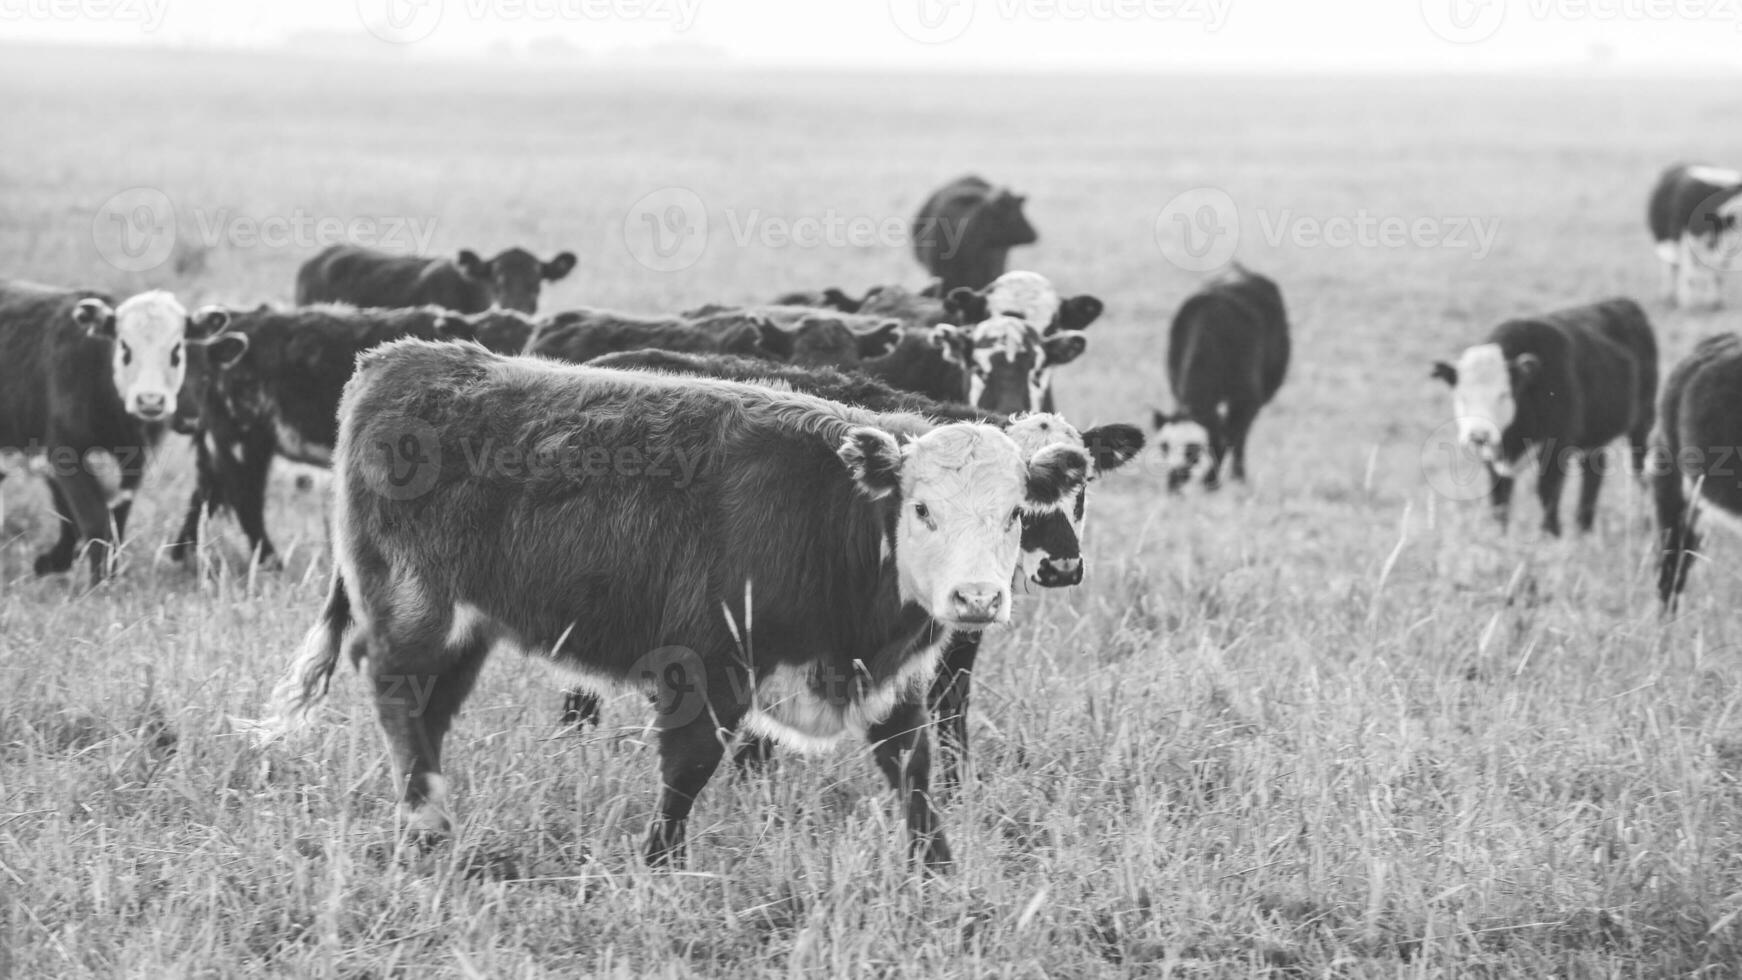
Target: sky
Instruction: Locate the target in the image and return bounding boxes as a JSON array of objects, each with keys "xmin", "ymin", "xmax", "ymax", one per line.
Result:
[{"xmin": 1, "ymin": 0, "xmax": 1738, "ymax": 72}]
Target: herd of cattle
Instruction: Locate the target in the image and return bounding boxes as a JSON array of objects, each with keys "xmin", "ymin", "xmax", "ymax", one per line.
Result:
[{"xmin": 2, "ymin": 165, "xmax": 1741, "ymax": 871}]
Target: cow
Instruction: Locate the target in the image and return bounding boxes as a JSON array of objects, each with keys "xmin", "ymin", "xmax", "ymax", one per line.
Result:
[
  {"xmin": 772, "ymin": 287, "xmax": 864, "ymax": 312},
  {"xmin": 930, "ymin": 315, "xmax": 1089, "ymax": 416},
  {"xmin": 295, "ymin": 245, "xmax": 578, "ymax": 314},
  {"xmin": 168, "ymin": 305, "xmax": 532, "ymax": 567},
  {"xmin": 1648, "ymin": 163, "xmax": 1742, "ymax": 311},
  {"xmin": 269, "ymin": 338, "xmax": 1092, "ymax": 871},
  {"xmin": 1153, "ymin": 265, "xmax": 1291, "ymax": 491},
  {"xmin": 561, "ymin": 349, "xmax": 1146, "ymax": 783},
  {"xmin": 912, "ymin": 175, "xmax": 1038, "ymax": 292},
  {"xmin": 1653, "ymin": 333, "xmax": 1742, "ymax": 607},
  {"xmin": 941, "ymin": 271, "xmax": 1104, "ymax": 412},
  {"xmin": 1432, "ymin": 298, "xmax": 1658, "ymax": 536},
  {"xmin": 526, "ymin": 310, "xmax": 781, "ymax": 365},
  {"xmin": 0, "ymin": 281, "xmax": 239, "ymax": 581}
]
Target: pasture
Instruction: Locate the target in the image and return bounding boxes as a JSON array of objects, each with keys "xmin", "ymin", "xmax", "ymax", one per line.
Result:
[{"xmin": 5, "ymin": 45, "xmax": 1742, "ymax": 976}]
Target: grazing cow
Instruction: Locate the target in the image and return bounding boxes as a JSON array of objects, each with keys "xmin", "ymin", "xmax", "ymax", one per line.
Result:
[
  {"xmin": 564, "ymin": 349, "xmax": 1145, "ymax": 782},
  {"xmin": 1432, "ymin": 298, "xmax": 1658, "ymax": 536},
  {"xmin": 295, "ymin": 244, "xmax": 578, "ymax": 314},
  {"xmin": 169, "ymin": 305, "xmax": 531, "ymax": 566},
  {"xmin": 272, "ymin": 338, "xmax": 1091, "ymax": 870},
  {"xmin": 1648, "ymin": 163, "xmax": 1742, "ymax": 310},
  {"xmin": 1153, "ymin": 266, "xmax": 1291, "ymax": 490},
  {"xmin": 912, "ymin": 175, "xmax": 1038, "ymax": 292},
  {"xmin": 0, "ymin": 281, "xmax": 238, "ymax": 580},
  {"xmin": 1653, "ymin": 333, "xmax": 1742, "ymax": 606}
]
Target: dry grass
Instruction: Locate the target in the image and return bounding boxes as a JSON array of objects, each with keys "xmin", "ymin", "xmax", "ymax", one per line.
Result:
[{"xmin": 5, "ymin": 45, "xmax": 1742, "ymax": 976}]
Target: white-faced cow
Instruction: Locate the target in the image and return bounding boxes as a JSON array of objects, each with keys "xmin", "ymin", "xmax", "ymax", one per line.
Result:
[
  {"xmin": 1432, "ymin": 298, "xmax": 1658, "ymax": 536},
  {"xmin": 941, "ymin": 271, "xmax": 1104, "ymax": 412},
  {"xmin": 272, "ymin": 339, "xmax": 1090, "ymax": 871},
  {"xmin": 1153, "ymin": 265, "xmax": 1291, "ymax": 491},
  {"xmin": 0, "ymin": 281, "xmax": 238, "ymax": 581},
  {"xmin": 562, "ymin": 348, "xmax": 1145, "ymax": 784},
  {"xmin": 1653, "ymin": 333, "xmax": 1742, "ymax": 607},
  {"xmin": 1648, "ymin": 163, "xmax": 1742, "ymax": 311},
  {"xmin": 912, "ymin": 175, "xmax": 1038, "ymax": 292},
  {"xmin": 169, "ymin": 305, "xmax": 533, "ymax": 567},
  {"xmin": 295, "ymin": 244, "xmax": 577, "ymax": 314}
]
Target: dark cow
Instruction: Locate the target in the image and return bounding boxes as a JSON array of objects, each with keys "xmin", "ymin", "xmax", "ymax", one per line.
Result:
[
  {"xmin": 562, "ymin": 349, "xmax": 1145, "ymax": 783},
  {"xmin": 912, "ymin": 175, "xmax": 1038, "ymax": 292},
  {"xmin": 271, "ymin": 338, "xmax": 1091, "ymax": 871},
  {"xmin": 752, "ymin": 314, "xmax": 902, "ymax": 369},
  {"xmin": 0, "ymin": 281, "xmax": 238, "ymax": 581},
  {"xmin": 1153, "ymin": 266, "xmax": 1291, "ymax": 490},
  {"xmin": 1648, "ymin": 163, "xmax": 1742, "ymax": 310},
  {"xmin": 1432, "ymin": 298, "xmax": 1658, "ymax": 536},
  {"xmin": 526, "ymin": 310, "xmax": 780, "ymax": 365},
  {"xmin": 295, "ymin": 244, "xmax": 577, "ymax": 314},
  {"xmin": 169, "ymin": 305, "xmax": 533, "ymax": 566},
  {"xmin": 1654, "ymin": 333, "xmax": 1742, "ymax": 606},
  {"xmin": 772, "ymin": 287, "xmax": 864, "ymax": 312}
]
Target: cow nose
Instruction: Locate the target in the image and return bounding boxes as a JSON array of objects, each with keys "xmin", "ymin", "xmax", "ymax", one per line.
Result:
[
  {"xmin": 1035, "ymin": 557, "xmax": 1083, "ymax": 588},
  {"xmin": 1468, "ymin": 429, "xmax": 1491, "ymax": 446},
  {"xmin": 948, "ymin": 583, "xmax": 1004, "ymax": 624},
  {"xmin": 135, "ymin": 393, "xmax": 167, "ymax": 418}
]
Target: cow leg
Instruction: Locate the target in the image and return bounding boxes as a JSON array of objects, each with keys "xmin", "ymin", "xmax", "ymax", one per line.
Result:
[
  {"xmin": 169, "ymin": 435, "xmax": 218, "ymax": 563},
  {"xmin": 927, "ymin": 631, "xmax": 982, "ymax": 791},
  {"xmin": 1202, "ymin": 415, "xmax": 1229, "ymax": 490},
  {"xmin": 868, "ymin": 699, "xmax": 952, "ymax": 872},
  {"xmin": 1575, "ymin": 450, "xmax": 1605, "ymax": 533},
  {"xmin": 34, "ymin": 480, "xmax": 82, "ymax": 575},
  {"xmin": 1661, "ymin": 253, "xmax": 1680, "ymax": 305},
  {"xmin": 49, "ymin": 470, "xmax": 116, "ymax": 582},
  {"xmin": 1488, "ymin": 469, "xmax": 1514, "ymax": 530},
  {"xmin": 1224, "ymin": 401, "xmax": 1259, "ymax": 483},
  {"xmin": 1655, "ymin": 467, "xmax": 1700, "ymax": 608},
  {"xmin": 368, "ymin": 630, "xmax": 492, "ymax": 841},
  {"xmin": 228, "ymin": 433, "xmax": 282, "ymax": 568},
  {"xmin": 1536, "ymin": 448, "xmax": 1568, "ymax": 537},
  {"xmin": 645, "ymin": 716, "xmax": 727, "ymax": 868}
]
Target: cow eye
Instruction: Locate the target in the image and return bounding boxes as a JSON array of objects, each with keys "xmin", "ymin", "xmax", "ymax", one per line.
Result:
[
  {"xmin": 913, "ymin": 501, "xmax": 937, "ymax": 529},
  {"xmin": 119, "ymin": 342, "xmax": 132, "ymax": 366},
  {"xmin": 170, "ymin": 344, "xmax": 182, "ymax": 368}
]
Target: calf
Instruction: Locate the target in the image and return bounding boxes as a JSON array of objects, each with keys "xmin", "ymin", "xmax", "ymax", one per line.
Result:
[
  {"xmin": 295, "ymin": 244, "xmax": 577, "ymax": 314},
  {"xmin": 942, "ymin": 271, "xmax": 1104, "ymax": 411},
  {"xmin": 170, "ymin": 305, "xmax": 532, "ymax": 566},
  {"xmin": 1432, "ymin": 298, "xmax": 1658, "ymax": 536},
  {"xmin": 1648, "ymin": 163, "xmax": 1742, "ymax": 310},
  {"xmin": 272, "ymin": 338, "xmax": 1091, "ymax": 870},
  {"xmin": 912, "ymin": 175, "xmax": 1038, "ymax": 292},
  {"xmin": 1653, "ymin": 333, "xmax": 1742, "ymax": 606},
  {"xmin": 568, "ymin": 349, "xmax": 1145, "ymax": 782},
  {"xmin": 1153, "ymin": 266, "xmax": 1291, "ymax": 491},
  {"xmin": 0, "ymin": 281, "xmax": 236, "ymax": 580}
]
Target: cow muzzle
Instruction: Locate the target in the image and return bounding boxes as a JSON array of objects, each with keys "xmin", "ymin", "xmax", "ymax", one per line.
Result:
[
  {"xmin": 1033, "ymin": 556, "xmax": 1083, "ymax": 588},
  {"xmin": 945, "ymin": 582, "xmax": 1007, "ymax": 628},
  {"xmin": 131, "ymin": 391, "xmax": 170, "ymax": 421}
]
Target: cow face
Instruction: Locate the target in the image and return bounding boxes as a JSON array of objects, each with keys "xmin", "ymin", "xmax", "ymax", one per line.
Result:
[
  {"xmin": 455, "ymin": 247, "xmax": 577, "ymax": 313},
  {"xmin": 1152, "ymin": 409, "xmax": 1213, "ymax": 491},
  {"xmin": 1006, "ymin": 414, "xmax": 1144, "ymax": 587},
  {"xmin": 931, "ymin": 315, "xmax": 1088, "ymax": 414},
  {"xmin": 838, "ymin": 423, "xmax": 1087, "ymax": 628},
  {"xmin": 785, "ymin": 316, "xmax": 904, "ymax": 369},
  {"xmin": 950, "ymin": 274, "xmax": 1104, "ymax": 336},
  {"xmin": 983, "ymin": 190, "xmax": 1038, "ymax": 248},
  {"xmin": 73, "ymin": 290, "xmax": 234, "ymax": 424},
  {"xmin": 1432, "ymin": 343, "xmax": 1536, "ymax": 475}
]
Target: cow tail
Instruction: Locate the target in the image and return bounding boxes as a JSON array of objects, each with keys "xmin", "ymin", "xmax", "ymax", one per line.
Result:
[{"xmin": 269, "ymin": 569, "xmax": 354, "ymax": 731}]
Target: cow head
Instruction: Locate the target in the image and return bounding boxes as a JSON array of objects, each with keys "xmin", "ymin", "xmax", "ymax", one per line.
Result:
[
  {"xmin": 946, "ymin": 272, "xmax": 1104, "ymax": 335},
  {"xmin": 435, "ymin": 309, "xmax": 539, "ymax": 354},
  {"xmin": 1432, "ymin": 343, "xmax": 1535, "ymax": 476},
  {"xmin": 838, "ymin": 422, "xmax": 1087, "ymax": 628},
  {"xmin": 1005, "ymin": 414, "xmax": 1144, "ymax": 588},
  {"xmin": 455, "ymin": 247, "xmax": 577, "ymax": 313},
  {"xmin": 780, "ymin": 316, "xmax": 902, "ymax": 368},
  {"xmin": 772, "ymin": 287, "xmax": 864, "ymax": 313},
  {"xmin": 1151, "ymin": 409, "xmax": 1214, "ymax": 491},
  {"xmin": 72, "ymin": 291, "xmax": 240, "ymax": 425},
  {"xmin": 929, "ymin": 315, "xmax": 1088, "ymax": 414},
  {"xmin": 982, "ymin": 189, "xmax": 1038, "ymax": 249}
]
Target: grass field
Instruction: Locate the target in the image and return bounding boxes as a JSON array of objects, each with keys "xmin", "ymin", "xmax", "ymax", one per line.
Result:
[{"xmin": 6, "ymin": 44, "xmax": 1742, "ymax": 977}]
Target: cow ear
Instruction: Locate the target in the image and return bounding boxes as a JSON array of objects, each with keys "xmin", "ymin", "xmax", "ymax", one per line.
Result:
[
  {"xmin": 822, "ymin": 288, "xmax": 862, "ymax": 313},
  {"xmin": 1043, "ymin": 331, "xmax": 1088, "ymax": 366},
  {"xmin": 1082, "ymin": 423, "xmax": 1145, "ymax": 473},
  {"xmin": 838, "ymin": 426, "xmax": 902, "ymax": 500},
  {"xmin": 543, "ymin": 251, "xmax": 577, "ymax": 281},
  {"xmin": 433, "ymin": 313, "xmax": 474, "ymax": 342},
  {"xmin": 1510, "ymin": 353, "xmax": 1541, "ymax": 384},
  {"xmin": 1150, "ymin": 408, "xmax": 1172, "ymax": 431},
  {"xmin": 929, "ymin": 323, "xmax": 968, "ymax": 365},
  {"xmin": 1023, "ymin": 444, "xmax": 1089, "ymax": 509},
  {"xmin": 456, "ymin": 250, "xmax": 489, "ymax": 279},
  {"xmin": 857, "ymin": 320, "xmax": 902, "ymax": 359},
  {"xmin": 201, "ymin": 332, "xmax": 250, "ymax": 369},
  {"xmin": 1431, "ymin": 361, "xmax": 1458, "ymax": 386},
  {"xmin": 944, "ymin": 287, "xmax": 989, "ymax": 324},
  {"xmin": 755, "ymin": 319, "xmax": 794, "ymax": 360},
  {"xmin": 74, "ymin": 298, "xmax": 116, "ymax": 338},
  {"xmin": 1058, "ymin": 295, "xmax": 1104, "ymax": 332},
  {"xmin": 918, "ymin": 278, "xmax": 944, "ymax": 299},
  {"xmin": 187, "ymin": 305, "xmax": 231, "ymax": 339}
]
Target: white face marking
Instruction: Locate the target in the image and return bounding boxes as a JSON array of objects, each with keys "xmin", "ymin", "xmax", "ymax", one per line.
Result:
[
  {"xmin": 1005, "ymin": 413, "xmax": 1087, "ymax": 579},
  {"xmin": 110, "ymin": 290, "xmax": 192, "ymax": 422},
  {"xmin": 966, "ymin": 315, "xmax": 1044, "ymax": 411},
  {"xmin": 1449, "ymin": 343, "xmax": 1514, "ymax": 459},
  {"xmin": 740, "ymin": 639, "xmax": 945, "ymax": 752},
  {"xmin": 1155, "ymin": 419, "xmax": 1213, "ymax": 481},
  {"xmin": 984, "ymin": 271, "xmax": 1061, "ymax": 328}
]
